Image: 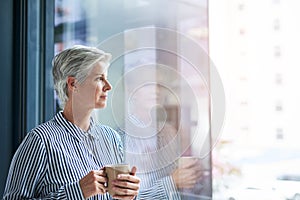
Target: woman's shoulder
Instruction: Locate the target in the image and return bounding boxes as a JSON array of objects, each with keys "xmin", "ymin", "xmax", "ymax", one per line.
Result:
[
  {"xmin": 27, "ymin": 118, "xmax": 62, "ymax": 141},
  {"xmin": 15, "ymin": 119, "xmax": 58, "ymax": 151}
]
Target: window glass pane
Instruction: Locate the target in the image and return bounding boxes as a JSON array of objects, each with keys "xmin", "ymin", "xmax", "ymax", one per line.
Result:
[
  {"xmin": 210, "ymin": 1, "xmax": 300, "ymax": 199},
  {"xmin": 55, "ymin": 0, "xmax": 211, "ymax": 198}
]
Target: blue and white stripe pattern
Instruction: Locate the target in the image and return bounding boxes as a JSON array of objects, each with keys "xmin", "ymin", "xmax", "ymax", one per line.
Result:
[
  {"xmin": 120, "ymin": 115, "xmax": 181, "ymax": 199},
  {"xmin": 3, "ymin": 112, "xmax": 122, "ymax": 200},
  {"xmin": 3, "ymin": 111, "xmax": 180, "ymax": 199}
]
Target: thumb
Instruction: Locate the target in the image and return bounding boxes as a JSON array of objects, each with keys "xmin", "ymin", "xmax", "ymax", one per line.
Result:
[{"xmin": 130, "ymin": 166, "xmax": 137, "ymax": 176}]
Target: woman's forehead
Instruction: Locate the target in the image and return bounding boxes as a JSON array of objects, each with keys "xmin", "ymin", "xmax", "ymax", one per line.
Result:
[{"xmin": 90, "ymin": 61, "xmax": 109, "ymax": 75}]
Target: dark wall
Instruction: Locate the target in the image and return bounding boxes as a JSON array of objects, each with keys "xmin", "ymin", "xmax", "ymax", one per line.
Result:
[
  {"xmin": 0, "ymin": 0, "xmax": 14, "ymax": 197},
  {"xmin": 0, "ymin": 0, "xmax": 55, "ymax": 197}
]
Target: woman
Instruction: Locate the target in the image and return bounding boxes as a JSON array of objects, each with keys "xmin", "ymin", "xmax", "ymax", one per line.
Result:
[
  {"xmin": 3, "ymin": 45, "xmax": 140, "ymax": 200},
  {"xmin": 124, "ymin": 82, "xmax": 203, "ymax": 199},
  {"xmin": 122, "ymin": 64, "xmax": 203, "ymax": 199}
]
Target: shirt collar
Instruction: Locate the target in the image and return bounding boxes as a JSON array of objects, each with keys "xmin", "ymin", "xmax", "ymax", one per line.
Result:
[{"xmin": 54, "ymin": 111, "xmax": 96, "ymax": 142}]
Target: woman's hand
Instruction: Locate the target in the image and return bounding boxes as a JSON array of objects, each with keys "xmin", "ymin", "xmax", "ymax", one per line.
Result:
[
  {"xmin": 111, "ymin": 166, "xmax": 140, "ymax": 200},
  {"xmin": 79, "ymin": 169, "xmax": 107, "ymax": 199},
  {"xmin": 172, "ymin": 159, "xmax": 203, "ymax": 189}
]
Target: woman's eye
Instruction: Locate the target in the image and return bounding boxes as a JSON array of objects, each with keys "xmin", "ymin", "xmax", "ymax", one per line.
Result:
[{"xmin": 96, "ymin": 77, "xmax": 104, "ymax": 81}]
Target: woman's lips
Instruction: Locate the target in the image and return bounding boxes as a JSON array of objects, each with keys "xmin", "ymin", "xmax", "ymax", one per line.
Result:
[{"xmin": 100, "ymin": 95, "xmax": 107, "ymax": 99}]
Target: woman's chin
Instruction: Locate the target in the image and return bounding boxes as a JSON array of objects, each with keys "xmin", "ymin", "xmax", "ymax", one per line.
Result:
[{"xmin": 95, "ymin": 102, "xmax": 107, "ymax": 109}]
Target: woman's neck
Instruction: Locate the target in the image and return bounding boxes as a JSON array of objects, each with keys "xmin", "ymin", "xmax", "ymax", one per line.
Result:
[{"xmin": 63, "ymin": 102, "xmax": 92, "ymax": 132}]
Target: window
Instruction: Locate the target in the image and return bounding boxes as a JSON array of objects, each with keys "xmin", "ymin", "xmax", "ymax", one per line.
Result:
[
  {"xmin": 210, "ymin": 0, "xmax": 300, "ymax": 199},
  {"xmin": 55, "ymin": 0, "xmax": 212, "ymax": 198}
]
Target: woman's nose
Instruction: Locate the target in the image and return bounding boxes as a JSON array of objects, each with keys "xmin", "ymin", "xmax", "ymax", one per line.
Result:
[{"xmin": 103, "ymin": 79, "xmax": 112, "ymax": 91}]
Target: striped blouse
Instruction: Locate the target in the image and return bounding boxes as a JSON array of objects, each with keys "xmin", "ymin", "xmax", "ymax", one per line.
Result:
[{"xmin": 3, "ymin": 112, "xmax": 179, "ymax": 200}]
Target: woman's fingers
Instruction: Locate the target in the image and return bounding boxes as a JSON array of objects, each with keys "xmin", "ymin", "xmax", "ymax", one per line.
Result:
[
  {"xmin": 112, "ymin": 195, "xmax": 136, "ymax": 200},
  {"xmin": 112, "ymin": 185, "xmax": 139, "ymax": 197},
  {"xmin": 110, "ymin": 167, "xmax": 140, "ymax": 199},
  {"xmin": 116, "ymin": 173, "xmax": 141, "ymax": 184},
  {"xmin": 97, "ymin": 169, "xmax": 108, "ymax": 183},
  {"xmin": 96, "ymin": 170, "xmax": 108, "ymax": 192},
  {"xmin": 79, "ymin": 170, "xmax": 108, "ymax": 199},
  {"xmin": 172, "ymin": 164, "xmax": 204, "ymax": 189},
  {"xmin": 112, "ymin": 179, "xmax": 140, "ymax": 191},
  {"xmin": 130, "ymin": 166, "xmax": 137, "ymax": 176}
]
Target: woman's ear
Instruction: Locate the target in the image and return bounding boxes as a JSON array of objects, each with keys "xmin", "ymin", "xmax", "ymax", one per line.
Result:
[{"xmin": 66, "ymin": 76, "xmax": 77, "ymax": 92}]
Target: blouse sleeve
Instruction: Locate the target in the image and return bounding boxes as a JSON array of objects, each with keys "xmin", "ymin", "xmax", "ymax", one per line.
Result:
[
  {"xmin": 116, "ymin": 129, "xmax": 181, "ymax": 199},
  {"xmin": 137, "ymin": 173, "xmax": 180, "ymax": 200},
  {"xmin": 3, "ymin": 132, "xmax": 84, "ymax": 200}
]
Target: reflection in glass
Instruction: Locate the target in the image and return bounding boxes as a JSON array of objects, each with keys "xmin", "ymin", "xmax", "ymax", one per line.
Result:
[{"xmin": 55, "ymin": 0, "xmax": 212, "ymax": 199}]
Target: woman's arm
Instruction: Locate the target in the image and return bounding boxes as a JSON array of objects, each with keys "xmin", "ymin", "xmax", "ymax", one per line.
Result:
[{"xmin": 3, "ymin": 132, "xmax": 84, "ymax": 200}]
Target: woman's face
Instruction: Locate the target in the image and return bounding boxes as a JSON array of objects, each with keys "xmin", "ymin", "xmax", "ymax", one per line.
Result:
[{"xmin": 74, "ymin": 62, "xmax": 112, "ymax": 109}]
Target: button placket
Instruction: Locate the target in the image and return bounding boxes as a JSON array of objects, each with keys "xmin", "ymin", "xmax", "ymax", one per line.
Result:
[{"xmin": 84, "ymin": 133, "xmax": 102, "ymax": 168}]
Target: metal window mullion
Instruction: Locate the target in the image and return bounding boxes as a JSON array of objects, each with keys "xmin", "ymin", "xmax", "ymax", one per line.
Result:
[
  {"xmin": 41, "ymin": 0, "xmax": 55, "ymax": 122},
  {"xmin": 26, "ymin": 0, "xmax": 42, "ymax": 132}
]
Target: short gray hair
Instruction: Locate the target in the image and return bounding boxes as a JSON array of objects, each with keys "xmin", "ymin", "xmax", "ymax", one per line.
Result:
[{"xmin": 52, "ymin": 45, "xmax": 112, "ymax": 108}]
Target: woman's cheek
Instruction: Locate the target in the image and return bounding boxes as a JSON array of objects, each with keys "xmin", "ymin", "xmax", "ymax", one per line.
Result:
[{"xmin": 97, "ymin": 82, "xmax": 105, "ymax": 91}]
